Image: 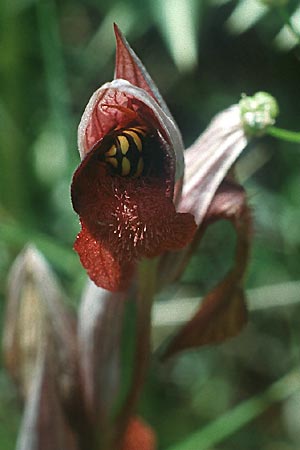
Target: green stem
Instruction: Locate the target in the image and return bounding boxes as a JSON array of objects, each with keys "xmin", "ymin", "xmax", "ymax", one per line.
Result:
[
  {"xmin": 114, "ymin": 258, "xmax": 157, "ymax": 448},
  {"xmin": 267, "ymin": 126, "xmax": 300, "ymax": 144},
  {"xmin": 277, "ymin": 6, "xmax": 300, "ymax": 43}
]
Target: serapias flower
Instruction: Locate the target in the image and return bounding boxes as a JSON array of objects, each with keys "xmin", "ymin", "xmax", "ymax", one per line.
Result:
[{"xmin": 71, "ymin": 24, "xmax": 196, "ymax": 292}]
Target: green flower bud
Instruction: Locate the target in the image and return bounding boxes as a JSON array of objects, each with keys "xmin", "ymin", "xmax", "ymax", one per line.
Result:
[{"xmin": 239, "ymin": 92, "xmax": 279, "ymax": 136}]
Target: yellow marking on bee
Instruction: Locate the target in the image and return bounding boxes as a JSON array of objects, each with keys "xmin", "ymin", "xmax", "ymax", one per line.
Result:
[
  {"xmin": 130, "ymin": 126, "xmax": 147, "ymax": 136},
  {"xmin": 105, "ymin": 157, "xmax": 118, "ymax": 169},
  {"xmin": 117, "ymin": 135, "xmax": 130, "ymax": 155},
  {"xmin": 124, "ymin": 130, "xmax": 143, "ymax": 151},
  {"xmin": 121, "ymin": 157, "xmax": 131, "ymax": 176},
  {"xmin": 105, "ymin": 144, "xmax": 117, "ymax": 157},
  {"xmin": 135, "ymin": 158, "xmax": 144, "ymax": 177}
]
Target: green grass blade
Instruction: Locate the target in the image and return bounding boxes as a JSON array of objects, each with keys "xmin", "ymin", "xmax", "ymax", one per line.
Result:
[{"xmin": 166, "ymin": 369, "xmax": 300, "ymax": 450}]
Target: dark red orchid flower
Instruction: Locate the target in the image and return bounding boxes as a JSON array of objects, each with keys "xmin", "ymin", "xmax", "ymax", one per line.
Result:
[
  {"xmin": 71, "ymin": 24, "xmax": 254, "ymax": 360},
  {"xmin": 71, "ymin": 24, "xmax": 197, "ymax": 292}
]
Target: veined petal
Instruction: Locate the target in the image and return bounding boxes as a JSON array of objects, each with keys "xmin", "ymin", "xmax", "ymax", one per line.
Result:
[
  {"xmin": 158, "ymin": 105, "xmax": 249, "ymax": 288},
  {"xmin": 178, "ymin": 105, "xmax": 248, "ymax": 224},
  {"xmin": 114, "ymin": 23, "xmax": 172, "ymax": 119},
  {"xmin": 78, "ymin": 79, "xmax": 184, "ymax": 180}
]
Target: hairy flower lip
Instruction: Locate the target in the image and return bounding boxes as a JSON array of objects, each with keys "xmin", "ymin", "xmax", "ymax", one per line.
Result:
[
  {"xmin": 71, "ymin": 158, "xmax": 196, "ymax": 291},
  {"xmin": 72, "ymin": 147, "xmax": 197, "ymax": 292},
  {"xmin": 78, "ymin": 79, "xmax": 184, "ymax": 182}
]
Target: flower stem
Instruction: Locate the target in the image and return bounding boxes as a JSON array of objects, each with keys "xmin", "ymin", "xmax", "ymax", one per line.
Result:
[
  {"xmin": 266, "ymin": 126, "xmax": 300, "ymax": 144},
  {"xmin": 115, "ymin": 258, "xmax": 157, "ymax": 448}
]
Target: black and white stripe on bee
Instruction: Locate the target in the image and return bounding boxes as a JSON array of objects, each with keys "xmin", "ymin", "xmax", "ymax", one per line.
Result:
[{"xmin": 104, "ymin": 126, "xmax": 147, "ymax": 177}]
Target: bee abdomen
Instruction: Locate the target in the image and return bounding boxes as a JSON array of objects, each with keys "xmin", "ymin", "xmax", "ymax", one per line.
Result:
[{"xmin": 104, "ymin": 126, "xmax": 146, "ymax": 177}]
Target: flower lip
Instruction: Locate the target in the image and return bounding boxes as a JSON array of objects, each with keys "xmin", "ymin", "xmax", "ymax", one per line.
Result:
[{"xmin": 71, "ymin": 119, "xmax": 196, "ymax": 291}]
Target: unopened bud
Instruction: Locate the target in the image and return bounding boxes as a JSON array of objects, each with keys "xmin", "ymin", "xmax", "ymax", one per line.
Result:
[
  {"xmin": 239, "ymin": 92, "xmax": 279, "ymax": 136},
  {"xmin": 3, "ymin": 245, "xmax": 76, "ymax": 400}
]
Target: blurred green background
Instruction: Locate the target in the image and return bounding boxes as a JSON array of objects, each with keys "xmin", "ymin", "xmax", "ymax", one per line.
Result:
[{"xmin": 1, "ymin": 0, "xmax": 300, "ymax": 449}]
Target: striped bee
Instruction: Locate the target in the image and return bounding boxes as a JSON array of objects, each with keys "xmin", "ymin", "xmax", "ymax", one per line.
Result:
[{"xmin": 104, "ymin": 126, "xmax": 147, "ymax": 177}]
